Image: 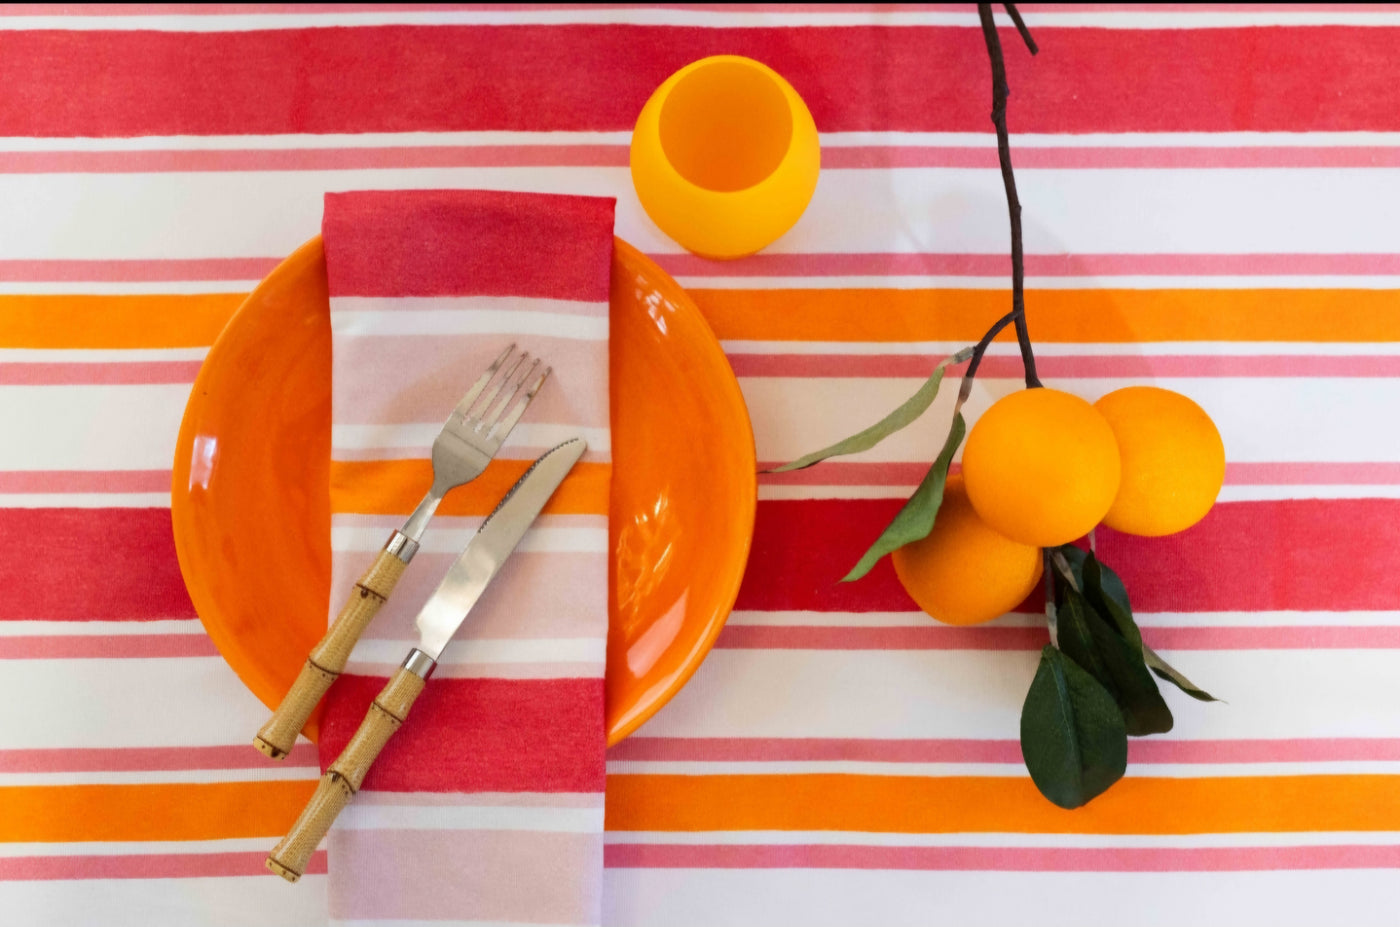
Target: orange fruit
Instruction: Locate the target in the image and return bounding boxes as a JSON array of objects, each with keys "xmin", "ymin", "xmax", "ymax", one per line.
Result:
[
  {"xmin": 891, "ymin": 476, "xmax": 1044, "ymax": 626},
  {"xmin": 961, "ymin": 387, "xmax": 1121, "ymax": 547},
  {"xmin": 1094, "ymin": 386, "xmax": 1225, "ymax": 537}
]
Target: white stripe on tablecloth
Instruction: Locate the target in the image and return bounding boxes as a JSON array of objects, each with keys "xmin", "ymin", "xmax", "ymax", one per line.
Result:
[
  {"xmin": 758, "ymin": 485, "xmax": 1400, "ymax": 502},
  {"xmin": 722, "ymin": 341, "xmax": 1400, "ymax": 358},
  {"xmin": 0, "ymin": 767, "xmax": 317, "ymax": 787},
  {"xmin": 631, "ymin": 648, "xmax": 1400, "ymax": 741},
  {"xmin": 602, "ymin": 869, "xmax": 1399, "ymax": 927},
  {"xmin": 6, "ymin": 168, "xmax": 1400, "ymax": 262}
]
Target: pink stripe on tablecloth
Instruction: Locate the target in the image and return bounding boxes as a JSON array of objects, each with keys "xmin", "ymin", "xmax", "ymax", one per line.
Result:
[
  {"xmin": 730, "ymin": 353, "xmax": 1400, "ymax": 379},
  {"xmin": 607, "ymin": 737, "xmax": 1400, "ymax": 765},
  {"xmin": 0, "ymin": 257, "xmax": 276, "ymax": 282},
  {"xmin": 323, "ymin": 189, "xmax": 614, "ymax": 300},
  {"xmin": 824, "ymin": 145, "xmax": 1400, "ymax": 170},
  {"xmin": 603, "ymin": 843, "xmax": 1400, "ymax": 873},
  {"xmin": 330, "ymin": 331, "xmax": 609, "ymax": 428},
  {"xmin": 0, "ymin": 470, "xmax": 172, "ymax": 493},
  {"xmin": 713, "ymin": 624, "xmax": 1400, "ymax": 651},
  {"xmin": 12, "ymin": 144, "xmax": 1400, "ymax": 174},
  {"xmin": 0, "ymin": 361, "xmax": 203, "ymax": 385},
  {"xmin": 328, "ymin": 828, "xmax": 602, "ymax": 924},
  {"xmin": 662, "ymin": 252, "xmax": 1400, "ymax": 278},
  {"xmin": 0, "ymin": 851, "xmax": 327, "ymax": 882},
  {"xmin": 756, "ymin": 461, "xmax": 1400, "ymax": 487},
  {"xmin": 0, "ymin": 743, "xmax": 320, "ymax": 773},
  {"xmin": 0, "ymin": 634, "xmax": 219, "ymax": 659}
]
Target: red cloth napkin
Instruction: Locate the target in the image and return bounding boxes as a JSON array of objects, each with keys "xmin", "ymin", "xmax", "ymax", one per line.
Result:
[{"xmin": 317, "ymin": 189, "xmax": 615, "ymax": 925}]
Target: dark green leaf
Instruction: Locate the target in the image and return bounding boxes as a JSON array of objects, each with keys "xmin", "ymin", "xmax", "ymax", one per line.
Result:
[
  {"xmin": 767, "ymin": 347, "xmax": 972, "ymax": 473},
  {"xmin": 1056, "ymin": 590, "xmax": 1173, "ymax": 736},
  {"xmin": 1144, "ymin": 644, "xmax": 1220, "ymax": 702},
  {"xmin": 841, "ymin": 412, "xmax": 965, "ymax": 582},
  {"xmin": 1052, "ymin": 545, "xmax": 1142, "ymax": 655},
  {"xmin": 1082, "ymin": 552, "xmax": 1143, "ymax": 655},
  {"xmin": 1020, "ymin": 645, "xmax": 1128, "ymax": 809}
]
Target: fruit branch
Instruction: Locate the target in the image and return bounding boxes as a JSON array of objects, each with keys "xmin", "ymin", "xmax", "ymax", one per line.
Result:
[{"xmin": 977, "ymin": 2, "xmax": 1041, "ymax": 390}]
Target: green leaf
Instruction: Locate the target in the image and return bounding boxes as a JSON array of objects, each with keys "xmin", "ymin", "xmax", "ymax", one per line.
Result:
[
  {"xmin": 1020, "ymin": 645, "xmax": 1128, "ymax": 809},
  {"xmin": 1053, "ymin": 546, "xmax": 1142, "ymax": 655},
  {"xmin": 1144, "ymin": 644, "xmax": 1221, "ymax": 702},
  {"xmin": 1056, "ymin": 590, "xmax": 1173, "ymax": 736},
  {"xmin": 841, "ymin": 412, "xmax": 966, "ymax": 582},
  {"xmin": 1082, "ymin": 552, "xmax": 1143, "ymax": 655},
  {"xmin": 766, "ymin": 347, "xmax": 972, "ymax": 473}
]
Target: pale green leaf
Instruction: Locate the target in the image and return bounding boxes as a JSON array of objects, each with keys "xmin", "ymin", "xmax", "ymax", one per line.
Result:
[
  {"xmin": 841, "ymin": 412, "xmax": 966, "ymax": 582},
  {"xmin": 767, "ymin": 347, "xmax": 972, "ymax": 473}
]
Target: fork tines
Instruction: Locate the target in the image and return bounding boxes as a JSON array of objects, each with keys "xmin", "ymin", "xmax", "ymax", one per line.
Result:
[{"xmin": 450, "ymin": 343, "xmax": 552, "ymax": 445}]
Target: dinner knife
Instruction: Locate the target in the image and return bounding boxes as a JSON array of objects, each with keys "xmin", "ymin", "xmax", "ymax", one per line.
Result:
[{"xmin": 264, "ymin": 436, "xmax": 587, "ymax": 882}]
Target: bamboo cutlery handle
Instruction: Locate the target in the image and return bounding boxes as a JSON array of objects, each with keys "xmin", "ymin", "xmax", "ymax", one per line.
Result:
[
  {"xmin": 254, "ymin": 542, "xmax": 412, "ymax": 760},
  {"xmin": 265, "ymin": 660, "xmax": 431, "ymax": 881}
]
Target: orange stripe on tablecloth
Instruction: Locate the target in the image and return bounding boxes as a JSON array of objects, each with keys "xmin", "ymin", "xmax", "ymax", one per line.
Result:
[
  {"xmin": 691, "ymin": 289, "xmax": 1400, "ymax": 344},
  {"xmin": 330, "ymin": 459, "xmax": 610, "ymax": 517},
  {"xmin": 0, "ymin": 780, "xmax": 315, "ymax": 842},
  {"xmin": 603, "ymin": 774, "xmax": 1400, "ymax": 835},
  {"xmin": 0, "ymin": 294, "xmax": 242, "ymax": 349}
]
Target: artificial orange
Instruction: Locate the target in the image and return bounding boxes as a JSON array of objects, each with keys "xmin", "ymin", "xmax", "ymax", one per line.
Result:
[
  {"xmin": 891, "ymin": 476, "xmax": 1044, "ymax": 626},
  {"xmin": 1094, "ymin": 386, "xmax": 1225, "ymax": 537},
  {"xmin": 961, "ymin": 387, "xmax": 1121, "ymax": 547}
]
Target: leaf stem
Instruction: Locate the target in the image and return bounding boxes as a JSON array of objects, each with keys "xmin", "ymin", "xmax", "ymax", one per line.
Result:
[{"xmin": 977, "ymin": 2, "xmax": 1041, "ymax": 390}]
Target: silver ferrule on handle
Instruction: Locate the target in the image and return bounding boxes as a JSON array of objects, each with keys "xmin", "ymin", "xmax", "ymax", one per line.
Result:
[
  {"xmin": 401, "ymin": 648, "xmax": 437, "ymax": 679},
  {"xmin": 400, "ymin": 491, "xmax": 445, "ymax": 546},
  {"xmin": 382, "ymin": 529, "xmax": 420, "ymax": 564}
]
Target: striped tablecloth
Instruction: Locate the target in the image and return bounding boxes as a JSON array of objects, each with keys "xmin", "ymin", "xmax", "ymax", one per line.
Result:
[{"xmin": 2, "ymin": 5, "xmax": 1399, "ymax": 926}]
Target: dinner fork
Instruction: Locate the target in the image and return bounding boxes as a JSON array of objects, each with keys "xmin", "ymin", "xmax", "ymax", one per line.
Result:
[{"xmin": 254, "ymin": 343, "xmax": 551, "ymax": 760}]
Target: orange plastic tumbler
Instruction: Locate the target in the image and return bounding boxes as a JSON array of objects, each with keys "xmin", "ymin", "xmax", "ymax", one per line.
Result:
[{"xmin": 630, "ymin": 55, "xmax": 821, "ymax": 260}]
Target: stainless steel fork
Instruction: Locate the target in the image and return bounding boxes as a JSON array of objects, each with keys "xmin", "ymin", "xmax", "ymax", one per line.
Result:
[{"xmin": 254, "ymin": 344, "xmax": 551, "ymax": 759}]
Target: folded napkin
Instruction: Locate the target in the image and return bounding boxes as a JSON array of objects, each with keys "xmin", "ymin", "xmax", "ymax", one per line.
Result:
[{"xmin": 318, "ymin": 189, "xmax": 614, "ymax": 926}]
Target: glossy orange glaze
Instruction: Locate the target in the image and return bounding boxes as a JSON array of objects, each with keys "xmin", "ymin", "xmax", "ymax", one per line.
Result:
[{"xmin": 171, "ymin": 237, "xmax": 755, "ymax": 746}]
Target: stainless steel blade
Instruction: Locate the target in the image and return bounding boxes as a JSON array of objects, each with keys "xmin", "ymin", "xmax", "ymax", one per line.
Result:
[{"xmin": 412, "ymin": 437, "xmax": 587, "ymax": 660}]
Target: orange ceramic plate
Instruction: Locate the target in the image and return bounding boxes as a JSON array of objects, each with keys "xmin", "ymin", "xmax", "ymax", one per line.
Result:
[{"xmin": 172, "ymin": 237, "xmax": 754, "ymax": 745}]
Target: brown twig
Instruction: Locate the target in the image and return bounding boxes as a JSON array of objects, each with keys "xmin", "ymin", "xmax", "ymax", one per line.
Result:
[
  {"xmin": 1003, "ymin": 2, "xmax": 1038, "ymax": 54},
  {"xmin": 977, "ymin": 2, "xmax": 1041, "ymax": 389}
]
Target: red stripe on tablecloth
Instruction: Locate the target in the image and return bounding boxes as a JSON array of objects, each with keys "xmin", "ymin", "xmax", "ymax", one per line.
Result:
[
  {"xmin": 0, "ymin": 361, "xmax": 202, "ymax": 385},
  {"xmin": 0, "ymin": 470, "xmax": 172, "ymax": 493},
  {"xmin": 322, "ymin": 189, "xmax": 615, "ymax": 301},
  {"xmin": 0, "ymin": 851, "xmax": 327, "ymax": 881},
  {"xmin": 0, "ymin": 744, "xmax": 320, "ymax": 772},
  {"xmin": 608, "ymin": 736, "xmax": 1400, "ymax": 764},
  {"xmin": 737, "ymin": 499, "xmax": 1400, "ymax": 613},
  {"xmin": 320, "ymin": 675, "xmax": 606, "ymax": 792},
  {"xmin": 603, "ymin": 843, "xmax": 1400, "ymax": 872},
  {"xmin": 3, "ymin": 26, "xmax": 1400, "ymax": 136},
  {"xmin": 758, "ymin": 461, "xmax": 1400, "ymax": 487},
  {"xmin": 730, "ymin": 353, "xmax": 1400, "ymax": 379},
  {"xmin": 713, "ymin": 624, "xmax": 1400, "ymax": 651},
  {"xmin": 0, "ymin": 4, "xmax": 1392, "ymax": 15},
  {"xmin": 664, "ymin": 252, "xmax": 1400, "ymax": 278},
  {"xmin": 0, "ymin": 634, "xmax": 219, "ymax": 659},
  {"xmin": 0, "ymin": 508, "xmax": 195, "ymax": 621},
  {"xmin": 11, "ymin": 145, "xmax": 1400, "ymax": 174}
]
